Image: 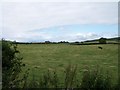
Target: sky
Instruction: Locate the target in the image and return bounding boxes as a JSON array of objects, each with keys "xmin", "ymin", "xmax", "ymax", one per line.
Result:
[{"xmin": 1, "ymin": 1, "xmax": 118, "ymax": 42}]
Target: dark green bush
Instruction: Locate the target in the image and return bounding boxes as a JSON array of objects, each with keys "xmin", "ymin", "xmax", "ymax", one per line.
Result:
[{"xmin": 2, "ymin": 39, "xmax": 26, "ymax": 88}]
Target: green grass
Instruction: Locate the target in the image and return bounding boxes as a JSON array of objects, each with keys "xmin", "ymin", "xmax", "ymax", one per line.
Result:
[{"xmin": 18, "ymin": 44, "xmax": 118, "ymax": 85}]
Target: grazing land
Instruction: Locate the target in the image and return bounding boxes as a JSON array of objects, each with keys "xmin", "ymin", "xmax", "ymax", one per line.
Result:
[{"xmin": 18, "ymin": 44, "xmax": 118, "ymax": 85}]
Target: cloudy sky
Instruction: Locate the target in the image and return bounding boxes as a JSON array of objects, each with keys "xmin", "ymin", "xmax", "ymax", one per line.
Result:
[{"xmin": 1, "ymin": 1, "xmax": 118, "ymax": 42}]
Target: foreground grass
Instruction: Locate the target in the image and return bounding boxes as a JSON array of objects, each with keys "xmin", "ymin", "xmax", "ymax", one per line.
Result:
[
  {"xmin": 21, "ymin": 64, "xmax": 118, "ymax": 89},
  {"xmin": 18, "ymin": 44, "xmax": 118, "ymax": 85}
]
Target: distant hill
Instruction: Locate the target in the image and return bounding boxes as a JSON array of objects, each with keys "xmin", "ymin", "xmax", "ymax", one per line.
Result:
[{"xmin": 83, "ymin": 37, "xmax": 120, "ymax": 44}]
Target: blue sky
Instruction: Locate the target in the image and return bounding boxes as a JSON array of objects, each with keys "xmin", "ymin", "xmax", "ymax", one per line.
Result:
[
  {"xmin": 1, "ymin": 2, "xmax": 118, "ymax": 42},
  {"xmin": 31, "ymin": 24, "xmax": 117, "ymax": 35},
  {"xmin": 28, "ymin": 24, "xmax": 117, "ymax": 42}
]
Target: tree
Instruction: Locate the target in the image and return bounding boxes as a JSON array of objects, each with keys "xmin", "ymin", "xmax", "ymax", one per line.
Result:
[
  {"xmin": 45, "ymin": 41, "xmax": 51, "ymax": 44},
  {"xmin": 2, "ymin": 39, "xmax": 25, "ymax": 88},
  {"xmin": 99, "ymin": 37, "xmax": 107, "ymax": 44}
]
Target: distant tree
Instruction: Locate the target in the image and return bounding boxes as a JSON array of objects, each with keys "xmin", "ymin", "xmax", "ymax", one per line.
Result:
[
  {"xmin": 59, "ymin": 41, "xmax": 64, "ymax": 43},
  {"xmin": 81, "ymin": 42, "xmax": 84, "ymax": 44},
  {"xmin": 58, "ymin": 41, "xmax": 69, "ymax": 43},
  {"xmin": 99, "ymin": 37, "xmax": 107, "ymax": 44},
  {"xmin": 75, "ymin": 41, "xmax": 79, "ymax": 44},
  {"xmin": 45, "ymin": 41, "xmax": 51, "ymax": 44}
]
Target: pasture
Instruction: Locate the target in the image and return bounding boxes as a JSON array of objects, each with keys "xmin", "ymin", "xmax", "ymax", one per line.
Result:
[{"xmin": 18, "ymin": 44, "xmax": 118, "ymax": 85}]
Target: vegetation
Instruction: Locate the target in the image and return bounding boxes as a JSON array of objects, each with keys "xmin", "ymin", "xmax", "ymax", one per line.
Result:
[
  {"xmin": 83, "ymin": 37, "xmax": 119, "ymax": 44},
  {"xmin": 18, "ymin": 43, "xmax": 118, "ymax": 86},
  {"xmin": 99, "ymin": 37, "xmax": 107, "ymax": 44},
  {"xmin": 2, "ymin": 38, "xmax": 119, "ymax": 89},
  {"xmin": 2, "ymin": 39, "xmax": 27, "ymax": 88},
  {"xmin": 22, "ymin": 64, "xmax": 116, "ymax": 89}
]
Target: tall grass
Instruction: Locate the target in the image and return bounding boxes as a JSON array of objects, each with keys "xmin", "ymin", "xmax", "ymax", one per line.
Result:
[
  {"xmin": 80, "ymin": 67, "xmax": 112, "ymax": 90},
  {"xmin": 21, "ymin": 64, "xmax": 118, "ymax": 89}
]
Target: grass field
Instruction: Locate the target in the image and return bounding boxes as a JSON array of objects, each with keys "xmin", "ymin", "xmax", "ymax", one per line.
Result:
[{"xmin": 18, "ymin": 44, "xmax": 118, "ymax": 85}]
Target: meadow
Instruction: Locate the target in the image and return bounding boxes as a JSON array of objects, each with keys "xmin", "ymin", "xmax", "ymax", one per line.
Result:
[{"xmin": 18, "ymin": 43, "xmax": 118, "ymax": 85}]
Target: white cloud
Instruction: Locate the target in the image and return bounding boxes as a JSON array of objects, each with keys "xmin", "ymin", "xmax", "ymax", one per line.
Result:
[
  {"xmin": 2, "ymin": 2, "xmax": 118, "ymax": 41},
  {"xmin": 1, "ymin": 0, "xmax": 119, "ymax": 3},
  {"xmin": 3, "ymin": 32, "xmax": 100, "ymax": 42},
  {"xmin": 3, "ymin": 29, "xmax": 117, "ymax": 42}
]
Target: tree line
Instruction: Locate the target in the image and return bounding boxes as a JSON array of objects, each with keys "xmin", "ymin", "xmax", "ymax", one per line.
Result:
[{"xmin": 12, "ymin": 37, "xmax": 108, "ymax": 44}]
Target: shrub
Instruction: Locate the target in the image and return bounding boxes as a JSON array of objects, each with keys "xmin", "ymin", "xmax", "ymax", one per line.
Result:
[{"xmin": 2, "ymin": 39, "xmax": 25, "ymax": 88}]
